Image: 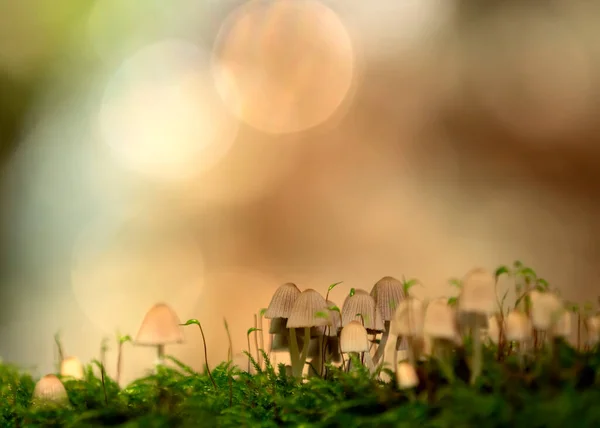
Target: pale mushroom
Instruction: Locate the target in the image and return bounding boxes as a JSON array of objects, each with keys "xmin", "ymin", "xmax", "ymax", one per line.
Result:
[
  {"xmin": 396, "ymin": 361, "xmax": 419, "ymax": 390},
  {"xmin": 286, "ymin": 288, "xmax": 331, "ymax": 377},
  {"xmin": 32, "ymin": 374, "xmax": 69, "ymax": 406},
  {"xmin": 135, "ymin": 302, "xmax": 184, "ymax": 364},
  {"xmin": 340, "ymin": 320, "xmax": 374, "ymax": 372},
  {"xmin": 60, "ymin": 356, "xmax": 85, "ymax": 380},
  {"xmin": 371, "ymin": 276, "xmax": 405, "ymax": 364},
  {"xmin": 529, "ymin": 290, "xmax": 563, "ymax": 331}
]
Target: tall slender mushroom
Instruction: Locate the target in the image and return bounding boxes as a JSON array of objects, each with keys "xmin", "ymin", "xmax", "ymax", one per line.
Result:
[
  {"xmin": 458, "ymin": 268, "xmax": 496, "ymax": 385},
  {"xmin": 135, "ymin": 303, "xmax": 184, "ymax": 365},
  {"xmin": 371, "ymin": 276, "xmax": 405, "ymax": 364},
  {"xmin": 286, "ymin": 288, "xmax": 331, "ymax": 378},
  {"xmin": 264, "ymin": 282, "xmax": 301, "ymax": 370}
]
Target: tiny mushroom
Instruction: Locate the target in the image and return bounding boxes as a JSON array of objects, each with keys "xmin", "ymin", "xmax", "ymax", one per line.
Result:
[
  {"xmin": 529, "ymin": 290, "xmax": 564, "ymax": 332},
  {"xmin": 60, "ymin": 356, "xmax": 85, "ymax": 380},
  {"xmin": 32, "ymin": 374, "xmax": 69, "ymax": 406},
  {"xmin": 396, "ymin": 361, "xmax": 419, "ymax": 390},
  {"xmin": 340, "ymin": 320, "xmax": 374, "ymax": 372},
  {"xmin": 135, "ymin": 302, "xmax": 184, "ymax": 364}
]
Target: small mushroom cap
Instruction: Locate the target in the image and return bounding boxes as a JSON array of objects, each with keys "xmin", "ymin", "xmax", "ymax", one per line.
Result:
[
  {"xmin": 484, "ymin": 315, "xmax": 501, "ymax": 345},
  {"xmin": 390, "ymin": 297, "xmax": 425, "ymax": 337},
  {"xmin": 264, "ymin": 282, "xmax": 301, "ymax": 319},
  {"xmin": 33, "ymin": 374, "xmax": 68, "ymax": 405},
  {"xmin": 530, "ymin": 291, "xmax": 563, "ymax": 330},
  {"xmin": 370, "ymin": 276, "xmax": 405, "ymax": 321},
  {"xmin": 459, "ymin": 268, "xmax": 496, "ymax": 315},
  {"xmin": 286, "ymin": 289, "xmax": 331, "ymax": 328},
  {"xmin": 586, "ymin": 315, "xmax": 600, "ymax": 345},
  {"xmin": 60, "ymin": 356, "xmax": 85, "ymax": 380},
  {"xmin": 504, "ymin": 310, "xmax": 531, "ymax": 342},
  {"xmin": 341, "ymin": 292, "xmax": 384, "ymax": 332},
  {"xmin": 553, "ymin": 310, "xmax": 571, "ymax": 338},
  {"xmin": 396, "ymin": 362, "xmax": 419, "ymax": 389},
  {"xmin": 135, "ymin": 303, "xmax": 184, "ymax": 346},
  {"xmin": 269, "ymin": 317, "xmax": 288, "ymax": 334},
  {"xmin": 423, "ymin": 298, "xmax": 457, "ymax": 340},
  {"xmin": 340, "ymin": 320, "xmax": 369, "ymax": 353}
]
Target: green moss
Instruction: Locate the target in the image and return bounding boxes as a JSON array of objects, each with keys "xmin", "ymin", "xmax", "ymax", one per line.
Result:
[{"xmin": 0, "ymin": 343, "xmax": 599, "ymax": 427}]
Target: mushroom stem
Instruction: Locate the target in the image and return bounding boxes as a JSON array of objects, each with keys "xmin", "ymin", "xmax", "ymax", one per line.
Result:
[
  {"xmin": 318, "ymin": 334, "xmax": 323, "ymax": 377},
  {"xmin": 258, "ymin": 313, "xmax": 265, "ymax": 368},
  {"xmin": 117, "ymin": 342, "xmax": 124, "ymax": 385},
  {"xmin": 433, "ymin": 339, "xmax": 454, "ymax": 382},
  {"xmin": 469, "ymin": 318, "xmax": 482, "ymax": 385},
  {"xmin": 157, "ymin": 344, "xmax": 165, "ymax": 364},
  {"xmin": 289, "ymin": 328, "xmax": 301, "ymax": 378},
  {"xmin": 373, "ymin": 321, "xmax": 390, "ymax": 364},
  {"xmin": 299, "ymin": 327, "xmax": 311, "ymax": 376}
]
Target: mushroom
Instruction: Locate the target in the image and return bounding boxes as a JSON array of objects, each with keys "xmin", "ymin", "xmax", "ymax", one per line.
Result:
[
  {"xmin": 422, "ymin": 298, "xmax": 458, "ymax": 382},
  {"xmin": 341, "ymin": 290, "xmax": 385, "ymax": 332},
  {"xmin": 340, "ymin": 320, "xmax": 374, "ymax": 372},
  {"xmin": 32, "ymin": 374, "xmax": 69, "ymax": 407},
  {"xmin": 264, "ymin": 282, "xmax": 301, "ymax": 369},
  {"xmin": 586, "ymin": 314, "xmax": 600, "ymax": 347},
  {"xmin": 371, "ymin": 276, "xmax": 405, "ymax": 364},
  {"xmin": 286, "ymin": 288, "xmax": 331, "ymax": 377},
  {"xmin": 505, "ymin": 310, "xmax": 531, "ymax": 367},
  {"xmin": 484, "ymin": 314, "xmax": 502, "ymax": 346},
  {"xmin": 396, "ymin": 361, "xmax": 419, "ymax": 390},
  {"xmin": 60, "ymin": 356, "xmax": 85, "ymax": 380},
  {"xmin": 389, "ymin": 297, "xmax": 425, "ymax": 367},
  {"xmin": 458, "ymin": 268, "xmax": 496, "ymax": 385},
  {"xmin": 135, "ymin": 302, "xmax": 184, "ymax": 364},
  {"xmin": 529, "ymin": 290, "xmax": 563, "ymax": 332}
]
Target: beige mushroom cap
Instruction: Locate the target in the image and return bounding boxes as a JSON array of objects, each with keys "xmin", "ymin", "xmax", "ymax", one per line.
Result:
[
  {"xmin": 390, "ymin": 297, "xmax": 425, "ymax": 337},
  {"xmin": 33, "ymin": 374, "xmax": 68, "ymax": 405},
  {"xmin": 459, "ymin": 268, "xmax": 496, "ymax": 315},
  {"xmin": 264, "ymin": 282, "xmax": 301, "ymax": 319},
  {"xmin": 60, "ymin": 356, "xmax": 85, "ymax": 380},
  {"xmin": 423, "ymin": 298, "xmax": 457, "ymax": 341},
  {"xmin": 530, "ymin": 290, "xmax": 563, "ymax": 330},
  {"xmin": 553, "ymin": 310, "xmax": 571, "ymax": 338},
  {"xmin": 396, "ymin": 362, "xmax": 419, "ymax": 389},
  {"xmin": 341, "ymin": 292, "xmax": 384, "ymax": 332},
  {"xmin": 340, "ymin": 320, "xmax": 369, "ymax": 353},
  {"xmin": 286, "ymin": 288, "xmax": 331, "ymax": 328},
  {"xmin": 370, "ymin": 276, "xmax": 405, "ymax": 321},
  {"xmin": 505, "ymin": 310, "xmax": 531, "ymax": 342},
  {"xmin": 135, "ymin": 302, "xmax": 184, "ymax": 346}
]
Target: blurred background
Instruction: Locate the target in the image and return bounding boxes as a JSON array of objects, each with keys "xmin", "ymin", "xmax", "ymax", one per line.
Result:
[{"xmin": 1, "ymin": 0, "xmax": 600, "ymax": 384}]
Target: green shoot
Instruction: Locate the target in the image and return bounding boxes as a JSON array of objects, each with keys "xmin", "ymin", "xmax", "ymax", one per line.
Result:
[{"xmin": 181, "ymin": 319, "xmax": 217, "ymax": 389}]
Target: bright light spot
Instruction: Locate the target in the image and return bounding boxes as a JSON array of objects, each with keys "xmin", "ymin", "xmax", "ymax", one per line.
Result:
[
  {"xmin": 71, "ymin": 210, "xmax": 205, "ymax": 335},
  {"xmin": 212, "ymin": 0, "xmax": 356, "ymax": 134},
  {"xmin": 97, "ymin": 39, "xmax": 238, "ymax": 182}
]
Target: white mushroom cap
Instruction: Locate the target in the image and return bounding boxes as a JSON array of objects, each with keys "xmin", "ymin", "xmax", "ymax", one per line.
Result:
[
  {"xmin": 553, "ymin": 310, "xmax": 571, "ymax": 338},
  {"xmin": 60, "ymin": 356, "xmax": 85, "ymax": 380},
  {"xmin": 529, "ymin": 290, "xmax": 563, "ymax": 330},
  {"xmin": 340, "ymin": 320, "xmax": 369, "ymax": 353},
  {"xmin": 504, "ymin": 310, "xmax": 531, "ymax": 342},
  {"xmin": 135, "ymin": 303, "xmax": 184, "ymax": 346},
  {"xmin": 423, "ymin": 298, "xmax": 457, "ymax": 341},
  {"xmin": 33, "ymin": 374, "xmax": 68, "ymax": 405},
  {"xmin": 286, "ymin": 289, "xmax": 331, "ymax": 329},
  {"xmin": 389, "ymin": 297, "xmax": 424, "ymax": 337},
  {"xmin": 370, "ymin": 276, "xmax": 405, "ymax": 321},
  {"xmin": 341, "ymin": 292, "xmax": 384, "ymax": 332},
  {"xmin": 396, "ymin": 362, "xmax": 419, "ymax": 389},
  {"xmin": 458, "ymin": 268, "xmax": 496, "ymax": 315},
  {"xmin": 586, "ymin": 315, "xmax": 600, "ymax": 345}
]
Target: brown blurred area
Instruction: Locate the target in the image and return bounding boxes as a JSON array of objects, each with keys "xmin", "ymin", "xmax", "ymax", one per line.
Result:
[{"xmin": 0, "ymin": 0, "xmax": 599, "ymax": 382}]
